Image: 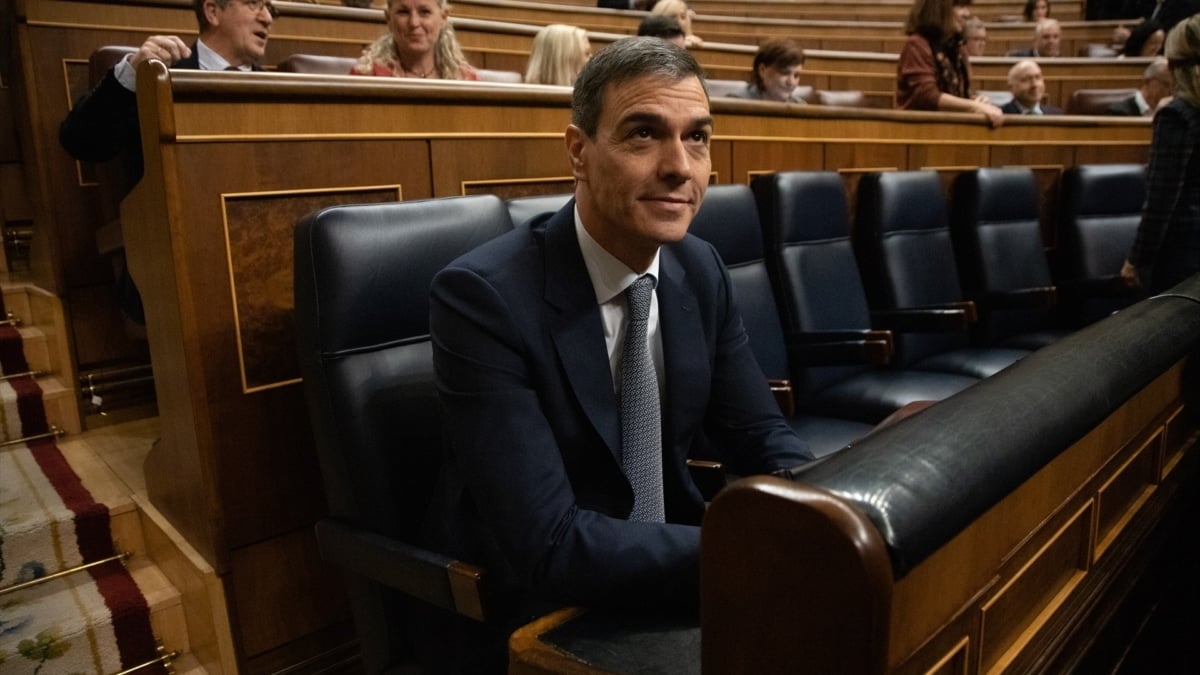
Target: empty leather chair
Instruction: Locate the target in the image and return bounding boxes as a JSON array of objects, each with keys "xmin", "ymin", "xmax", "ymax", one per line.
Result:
[
  {"xmin": 505, "ymin": 193, "xmax": 572, "ymax": 227},
  {"xmin": 1068, "ymin": 88, "xmax": 1139, "ymax": 115},
  {"xmin": 855, "ymin": 171, "xmax": 1029, "ymax": 378},
  {"xmin": 750, "ymin": 172, "xmax": 977, "ymax": 424},
  {"xmin": 950, "ymin": 168, "xmax": 1070, "ymax": 349},
  {"xmin": 294, "ymin": 195, "xmax": 513, "ymax": 673},
  {"xmin": 687, "ymin": 184, "xmax": 875, "ymax": 453},
  {"xmin": 1057, "ymin": 164, "xmax": 1147, "ymax": 324}
]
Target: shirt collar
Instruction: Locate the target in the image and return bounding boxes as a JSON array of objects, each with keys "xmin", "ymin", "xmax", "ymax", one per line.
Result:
[
  {"xmin": 1134, "ymin": 90, "xmax": 1152, "ymax": 115},
  {"xmin": 197, "ymin": 39, "xmax": 247, "ymax": 72},
  {"xmin": 574, "ymin": 205, "xmax": 660, "ymax": 305},
  {"xmin": 1015, "ymin": 100, "xmax": 1043, "ymax": 115}
]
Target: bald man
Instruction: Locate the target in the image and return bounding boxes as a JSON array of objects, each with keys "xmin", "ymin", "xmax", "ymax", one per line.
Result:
[{"xmin": 1000, "ymin": 60, "xmax": 1064, "ymax": 114}]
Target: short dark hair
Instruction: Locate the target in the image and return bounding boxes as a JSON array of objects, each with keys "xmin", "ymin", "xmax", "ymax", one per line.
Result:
[
  {"xmin": 193, "ymin": 0, "xmax": 229, "ymax": 32},
  {"xmin": 750, "ymin": 39, "xmax": 805, "ymax": 89},
  {"xmin": 637, "ymin": 15, "xmax": 686, "ymax": 39},
  {"xmin": 571, "ymin": 37, "xmax": 707, "ymax": 137}
]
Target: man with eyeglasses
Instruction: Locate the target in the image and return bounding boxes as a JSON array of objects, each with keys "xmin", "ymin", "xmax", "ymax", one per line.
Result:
[{"xmin": 59, "ymin": 0, "xmax": 275, "ymax": 326}]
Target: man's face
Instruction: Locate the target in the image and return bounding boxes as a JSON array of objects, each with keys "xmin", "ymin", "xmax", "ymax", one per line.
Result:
[
  {"xmin": 965, "ymin": 27, "xmax": 987, "ymax": 57},
  {"xmin": 759, "ymin": 62, "xmax": 802, "ymax": 102},
  {"xmin": 1009, "ymin": 63, "xmax": 1045, "ymax": 107},
  {"xmin": 207, "ymin": 0, "xmax": 273, "ymax": 66},
  {"xmin": 1035, "ymin": 23, "xmax": 1061, "ymax": 57},
  {"xmin": 567, "ymin": 74, "xmax": 712, "ymax": 272}
]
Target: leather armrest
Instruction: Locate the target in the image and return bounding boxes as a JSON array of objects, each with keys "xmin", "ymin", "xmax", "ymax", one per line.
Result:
[
  {"xmin": 687, "ymin": 459, "xmax": 727, "ymax": 501},
  {"xmin": 871, "ymin": 301, "xmax": 976, "ymax": 333},
  {"xmin": 979, "ymin": 286, "xmax": 1058, "ymax": 309},
  {"xmin": 788, "ymin": 330, "xmax": 894, "ymax": 366},
  {"xmin": 1058, "ymin": 276, "xmax": 1140, "ymax": 299},
  {"xmin": 768, "ymin": 378, "xmax": 795, "ymax": 416},
  {"xmin": 315, "ymin": 518, "xmax": 489, "ymax": 622}
]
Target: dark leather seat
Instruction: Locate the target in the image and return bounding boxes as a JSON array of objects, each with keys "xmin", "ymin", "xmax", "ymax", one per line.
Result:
[
  {"xmin": 855, "ymin": 171, "xmax": 1029, "ymax": 378},
  {"xmin": 1056, "ymin": 164, "xmax": 1147, "ymax": 324},
  {"xmin": 294, "ymin": 195, "xmax": 514, "ymax": 673},
  {"xmin": 505, "ymin": 193, "xmax": 572, "ymax": 228},
  {"xmin": 1068, "ymin": 88, "xmax": 1138, "ymax": 115},
  {"xmin": 749, "ymin": 172, "xmax": 977, "ymax": 425},
  {"xmin": 687, "ymin": 184, "xmax": 875, "ymax": 452},
  {"xmin": 950, "ymin": 168, "xmax": 1070, "ymax": 349}
]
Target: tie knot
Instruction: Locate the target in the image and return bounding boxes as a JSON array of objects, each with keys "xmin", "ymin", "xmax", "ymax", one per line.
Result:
[{"xmin": 626, "ymin": 275, "xmax": 655, "ymax": 322}]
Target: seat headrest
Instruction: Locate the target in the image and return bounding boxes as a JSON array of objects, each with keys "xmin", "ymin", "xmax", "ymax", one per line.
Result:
[
  {"xmin": 295, "ymin": 195, "xmax": 512, "ymax": 355},
  {"xmin": 957, "ymin": 168, "xmax": 1039, "ymax": 222},
  {"xmin": 89, "ymin": 46, "xmax": 138, "ymax": 86},
  {"xmin": 753, "ymin": 171, "xmax": 849, "ymax": 243},
  {"xmin": 1062, "ymin": 164, "xmax": 1146, "ymax": 215},
  {"xmin": 506, "ymin": 193, "xmax": 572, "ymax": 228},
  {"xmin": 858, "ymin": 171, "xmax": 947, "ymax": 236},
  {"xmin": 687, "ymin": 184, "xmax": 762, "ymax": 265},
  {"xmin": 277, "ymin": 53, "xmax": 358, "ymax": 75}
]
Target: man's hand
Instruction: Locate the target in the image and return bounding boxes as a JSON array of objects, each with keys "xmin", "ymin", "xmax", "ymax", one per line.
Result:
[
  {"xmin": 131, "ymin": 36, "xmax": 192, "ymax": 69},
  {"xmin": 1119, "ymin": 258, "xmax": 1141, "ymax": 288}
]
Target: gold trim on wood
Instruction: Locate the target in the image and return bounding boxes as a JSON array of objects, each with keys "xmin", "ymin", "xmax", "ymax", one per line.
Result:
[
  {"xmin": 221, "ymin": 184, "xmax": 403, "ymax": 394},
  {"xmin": 460, "ymin": 176, "xmax": 575, "ymax": 199}
]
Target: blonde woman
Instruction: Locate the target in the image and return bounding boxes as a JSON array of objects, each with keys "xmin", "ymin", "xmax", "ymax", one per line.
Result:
[
  {"xmin": 1121, "ymin": 14, "xmax": 1200, "ymax": 292},
  {"xmin": 351, "ymin": 0, "xmax": 477, "ymax": 80},
  {"xmin": 650, "ymin": 0, "xmax": 703, "ymax": 47},
  {"xmin": 524, "ymin": 24, "xmax": 591, "ymax": 86}
]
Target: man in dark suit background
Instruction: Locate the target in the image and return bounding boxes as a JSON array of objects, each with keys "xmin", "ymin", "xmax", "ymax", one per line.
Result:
[
  {"xmin": 58, "ymin": 0, "xmax": 274, "ymax": 325},
  {"xmin": 424, "ymin": 36, "xmax": 813, "ymax": 670},
  {"xmin": 60, "ymin": 0, "xmax": 275, "ymax": 183},
  {"xmin": 1000, "ymin": 60, "xmax": 1064, "ymax": 114},
  {"xmin": 1006, "ymin": 18, "xmax": 1062, "ymax": 57},
  {"xmin": 1107, "ymin": 57, "xmax": 1173, "ymax": 116}
]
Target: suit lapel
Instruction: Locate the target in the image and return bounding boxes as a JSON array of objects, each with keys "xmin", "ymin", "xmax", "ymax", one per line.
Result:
[
  {"xmin": 657, "ymin": 246, "xmax": 709, "ymax": 463},
  {"xmin": 542, "ymin": 205, "xmax": 622, "ymax": 456}
]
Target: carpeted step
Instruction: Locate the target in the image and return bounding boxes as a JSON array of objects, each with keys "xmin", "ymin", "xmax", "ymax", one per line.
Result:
[{"xmin": 0, "ymin": 558, "xmax": 167, "ymax": 674}]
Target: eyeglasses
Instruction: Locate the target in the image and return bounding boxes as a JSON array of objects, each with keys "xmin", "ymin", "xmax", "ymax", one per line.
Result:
[{"xmin": 235, "ymin": 0, "xmax": 279, "ymax": 18}]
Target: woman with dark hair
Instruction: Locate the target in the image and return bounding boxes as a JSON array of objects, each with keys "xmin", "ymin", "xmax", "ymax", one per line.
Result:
[
  {"xmin": 729, "ymin": 39, "xmax": 808, "ymax": 102},
  {"xmin": 1023, "ymin": 0, "xmax": 1050, "ymax": 21},
  {"xmin": 896, "ymin": 0, "xmax": 1003, "ymax": 127},
  {"xmin": 1122, "ymin": 19, "xmax": 1166, "ymax": 56}
]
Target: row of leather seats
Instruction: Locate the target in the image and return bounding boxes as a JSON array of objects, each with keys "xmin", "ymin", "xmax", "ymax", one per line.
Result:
[{"xmin": 292, "ymin": 163, "xmax": 1146, "ymax": 672}]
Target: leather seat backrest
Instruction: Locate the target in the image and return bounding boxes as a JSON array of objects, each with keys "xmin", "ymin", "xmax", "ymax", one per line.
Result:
[
  {"xmin": 686, "ymin": 184, "xmax": 789, "ymax": 382},
  {"xmin": 815, "ymin": 90, "xmax": 866, "ymax": 108},
  {"xmin": 752, "ymin": 171, "xmax": 874, "ymax": 392},
  {"xmin": 277, "ymin": 53, "xmax": 358, "ymax": 74},
  {"xmin": 505, "ymin": 193, "xmax": 572, "ymax": 228},
  {"xmin": 476, "ymin": 68, "xmax": 524, "ymax": 83},
  {"xmin": 1068, "ymin": 88, "xmax": 1139, "ymax": 115},
  {"xmin": 951, "ymin": 168, "xmax": 1055, "ymax": 341},
  {"xmin": 294, "ymin": 195, "xmax": 513, "ymax": 540},
  {"xmin": 1058, "ymin": 164, "xmax": 1146, "ymax": 280},
  {"xmin": 855, "ymin": 171, "xmax": 968, "ymax": 363}
]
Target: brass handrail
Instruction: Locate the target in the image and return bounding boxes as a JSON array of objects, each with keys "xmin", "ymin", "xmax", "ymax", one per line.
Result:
[
  {"xmin": 0, "ymin": 425, "xmax": 65, "ymax": 448},
  {"xmin": 111, "ymin": 642, "xmax": 180, "ymax": 675},
  {"xmin": 0, "ymin": 551, "xmax": 131, "ymax": 597}
]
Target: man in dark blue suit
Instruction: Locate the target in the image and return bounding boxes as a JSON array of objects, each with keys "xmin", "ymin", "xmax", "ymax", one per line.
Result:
[
  {"xmin": 60, "ymin": 0, "xmax": 276, "ymax": 182},
  {"xmin": 424, "ymin": 37, "xmax": 813, "ymax": 670},
  {"xmin": 59, "ymin": 0, "xmax": 274, "ymax": 325}
]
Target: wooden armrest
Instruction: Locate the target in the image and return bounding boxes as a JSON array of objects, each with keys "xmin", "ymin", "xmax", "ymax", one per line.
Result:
[
  {"xmin": 768, "ymin": 378, "xmax": 794, "ymax": 416},
  {"xmin": 871, "ymin": 301, "xmax": 976, "ymax": 333},
  {"xmin": 315, "ymin": 518, "xmax": 489, "ymax": 622},
  {"xmin": 788, "ymin": 330, "xmax": 894, "ymax": 366},
  {"xmin": 980, "ymin": 286, "xmax": 1058, "ymax": 310},
  {"xmin": 687, "ymin": 459, "xmax": 727, "ymax": 501}
]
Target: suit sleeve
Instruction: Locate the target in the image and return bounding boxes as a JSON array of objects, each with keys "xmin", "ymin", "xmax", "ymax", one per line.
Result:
[
  {"xmin": 430, "ymin": 265, "xmax": 700, "ymax": 609},
  {"xmin": 59, "ymin": 70, "xmax": 140, "ymax": 163},
  {"xmin": 1131, "ymin": 107, "xmax": 1190, "ymax": 271}
]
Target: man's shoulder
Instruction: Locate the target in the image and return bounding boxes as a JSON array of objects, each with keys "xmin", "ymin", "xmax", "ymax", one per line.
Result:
[
  {"xmin": 999, "ymin": 101, "xmax": 1021, "ymax": 114},
  {"xmin": 1044, "ymin": 103, "xmax": 1066, "ymax": 114}
]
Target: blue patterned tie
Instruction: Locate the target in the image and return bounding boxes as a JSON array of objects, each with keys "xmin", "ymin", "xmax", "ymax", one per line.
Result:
[{"xmin": 619, "ymin": 275, "xmax": 665, "ymax": 522}]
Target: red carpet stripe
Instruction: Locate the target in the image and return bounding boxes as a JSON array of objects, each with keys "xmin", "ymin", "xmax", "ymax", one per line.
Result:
[
  {"xmin": 0, "ymin": 324, "xmax": 29, "ymax": 374},
  {"xmin": 90, "ymin": 559, "xmax": 166, "ymax": 674}
]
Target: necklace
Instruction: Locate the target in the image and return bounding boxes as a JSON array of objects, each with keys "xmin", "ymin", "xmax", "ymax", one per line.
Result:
[{"xmin": 399, "ymin": 61, "xmax": 433, "ymax": 78}]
